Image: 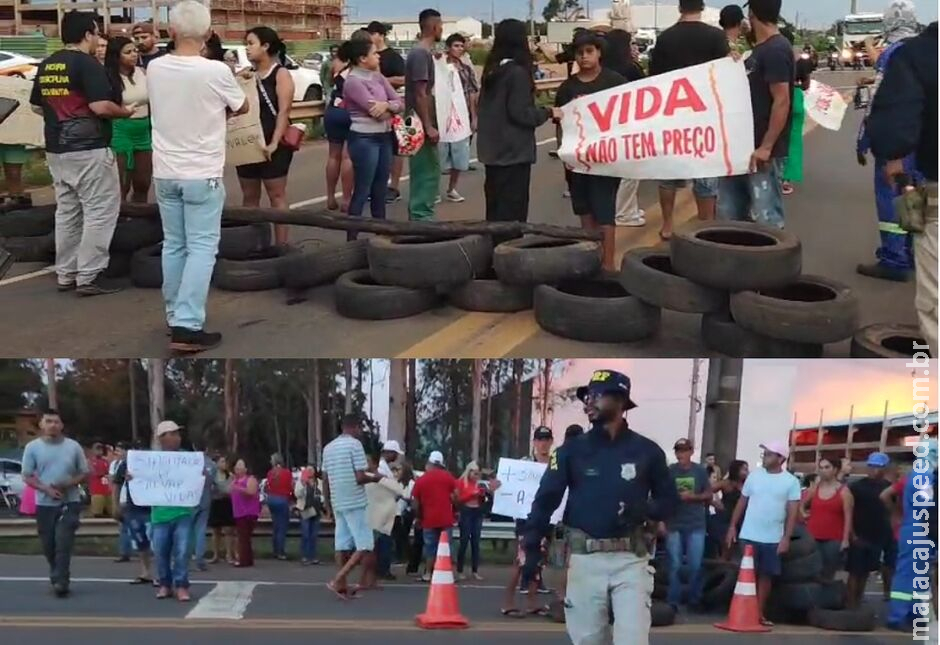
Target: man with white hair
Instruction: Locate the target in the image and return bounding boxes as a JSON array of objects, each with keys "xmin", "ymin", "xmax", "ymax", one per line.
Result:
[{"xmin": 147, "ymin": 0, "xmax": 247, "ymax": 354}]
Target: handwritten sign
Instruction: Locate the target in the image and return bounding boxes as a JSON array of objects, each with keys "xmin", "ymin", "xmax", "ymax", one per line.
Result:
[
  {"xmin": 434, "ymin": 59, "xmax": 472, "ymax": 143},
  {"xmin": 558, "ymin": 57, "xmax": 754, "ymax": 180},
  {"xmin": 804, "ymin": 79, "xmax": 847, "ymax": 132},
  {"xmin": 126, "ymin": 450, "xmax": 205, "ymax": 507},
  {"xmin": 225, "ymin": 73, "xmax": 266, "ymax": 167},
  {"xmin": 0, "ymin": 76, "xmax": 44, "ymax": 148},
  {"xmin": 491, "ymin": 458, "xmax": 568, "ymax": 525}
]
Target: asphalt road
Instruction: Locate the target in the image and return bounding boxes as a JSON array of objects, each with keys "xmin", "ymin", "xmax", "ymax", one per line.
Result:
[
  {"xmin": 0, "ymin": 554, "xmax": 919, "ymax": 643},
  {"xmin": 0, "ymin": 70, "xmax": 914, "ymax": 359}
]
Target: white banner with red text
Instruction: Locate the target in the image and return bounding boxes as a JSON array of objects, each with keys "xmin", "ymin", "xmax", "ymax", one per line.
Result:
[
  {"xmin": 804, "ymin": 79, "xmax": 847, "ymax": 131},
  {"xmin": 557, "ymin": 57, "xmax": 754, "ymax": 180}
]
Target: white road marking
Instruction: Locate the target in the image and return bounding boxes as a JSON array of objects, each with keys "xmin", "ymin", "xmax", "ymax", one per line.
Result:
[
  {"xmin": 0, "ymin": 575, "xmax": 506, "ymax": 591},
  {"xmin": 185, "ymin": 581, "xmax": 257, "ymax": 620},
  {"xmin": 0, "ymin": 266, "xmax": 55, "ymax": 287}
]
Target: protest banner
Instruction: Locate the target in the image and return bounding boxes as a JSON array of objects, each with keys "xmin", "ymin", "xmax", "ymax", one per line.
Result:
[
  {"xmin": 225, "ymin": 73, "xmax": 266, "ymax": 167},
  {"xmin": 490, "ymin": 457, "xmax": 567, "ymax": 525},
  {"xmin": 434, "ymin": 58, "xmax": 472, "ymax": 144},
  {"xmin": 126, "ymin": 450, "xmax": 205, "ymax": 507},
  {"xmin": 804, "ymin": 79, "xmax": 847, "ymax": 132},
  {"xmin": 558, "ymin": 57, "xmax": 754, "ymax": 180},
  {"xmin": 0, "ymin": 76, "xmax": 44, "ymax": 148}
]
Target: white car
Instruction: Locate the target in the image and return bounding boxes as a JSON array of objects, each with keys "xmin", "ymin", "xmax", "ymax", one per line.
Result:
[
  {"xmin": 225, "ymin": 45, "xmax": 324, "ymax": 103},
  {"xmin": 0, "ymin": 458, "xmax": 24, "ymax": 509},
  {"xmin": 0, "ymin": 51, "xmax": 39, "ymax": 80}
]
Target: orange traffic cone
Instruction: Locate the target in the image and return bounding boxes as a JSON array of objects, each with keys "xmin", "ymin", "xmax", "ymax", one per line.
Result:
[
  {"xmin": 416, "ymin": 531, "xmax": 469, "ymax": 630},
  {"xmin": 714, "ymin": 544, "xmax": 771, "ymax": 633}
]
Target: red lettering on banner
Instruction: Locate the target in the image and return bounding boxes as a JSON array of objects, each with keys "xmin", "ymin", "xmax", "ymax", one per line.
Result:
[
  {"xmin": 617, "ymin": 92, "xmax": 632, "ymax": 125},
  {"xmin": 660, "ymin": 126, "xmax": 717, "ymax": 159},
  {"xmin": 587, "ymin": 96, "xmax": 617, "ymax": 133},
  {"xmin": 621, "ymin": 132, "xmax": 657, "ymax": 159},
  {"xmin": 635, "ymin": 87, "xmax": 661, "ymax": 120},
  {"xmin": 663, "ymin": 78, "xmax": 707, "ymax": 116}
]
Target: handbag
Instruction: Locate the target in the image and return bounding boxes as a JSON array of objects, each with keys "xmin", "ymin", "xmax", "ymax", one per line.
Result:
[
  {"xmin": 392, "ymin": 113, "xmax": 425, "ymax": 157},
  {"xmin": 257, "ymin": 67, "xmax": 304, "ymax": 152}
]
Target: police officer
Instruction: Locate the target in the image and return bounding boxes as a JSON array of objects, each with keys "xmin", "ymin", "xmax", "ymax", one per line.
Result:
[{"xmin": 521, "ymin": 370, "xmax": 679, "ymax": 644}]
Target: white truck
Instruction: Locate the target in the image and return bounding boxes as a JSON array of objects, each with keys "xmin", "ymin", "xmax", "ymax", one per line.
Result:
[{"xmin": 839, "ymin": 13, "xmax": 884, "ymax": 68}]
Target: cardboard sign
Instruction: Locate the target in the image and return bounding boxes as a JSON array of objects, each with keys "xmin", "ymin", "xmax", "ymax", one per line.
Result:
[
  {"xmin": 491, "ymin": 458, "xmax": 568, "ymax": 525},
  {"xmin": 126, "ymin": 450, "xmax": 205, "ymax": 507},
  {"xmin": 434, "ymin": 59, "xmax": 472, "ymax": 143},
  {"xmin": 558, "ymin": 57, "xmax": 754, "ymax": 180},
  {"xmin": 225, "ymin": 74, "xmax": 266, "ymax": 167},
  {"xmin": 804, "ymin": 79, "xmax": 847, "ymax": 132},
  {"xmin": 0, "ymin": 76, "xmax": 44, "ymax": 148}
]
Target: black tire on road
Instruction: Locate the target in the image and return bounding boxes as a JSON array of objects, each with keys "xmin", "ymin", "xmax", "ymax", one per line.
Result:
[
  {"xmin": 650, "ymin": 601, "xmax": 676, "ymax": 627},
  {"xmin": 670, "ymin": 221, "xmax": 801, "ymax": 291},
  {"xmin": 774, "ymin": 581, "xmax": 823, "ymax": 612},
  {"xmin": 779, "ymin": 549, "xmax": 823, "ymax": 584},
  {"xmin": 818, "ymin": 580, "xmax": 847, "ymax": 610},
  {"xmin": 0, "ymin": 233, "xmax": 55, "ymax": 263},
  {"xmin": 619, "ymin": 246, "xmax": 727, "ymax": 313},
  {"xmin": 652, "ymin": 580, "xmax": 667, "ymax": 601},
  {"xmin": 102, "ymin": 252, "xmax": 132, "ymax": 278},
  {"xmin": 494, "ymin": 236, "xmax": 601, "ymax": 286},
  {"xmin": 701, "ymin": 310, "xmax": 824, "ymax": 358},
  {"xmin": 281, "ymin": 240, "xmax": 368, "ymax": 290},
  {"xmin": 213, "ymin": 245, "xmax": 298, "ymax": 292},
  {"xmin": 730, "ymin": 275, "xmax": 859, "ymax": 344},
  {"xmin": 110, "ymin": 217, "xmax": 163, "ymax": 253},
  {"xmin": 701, "ymin": 566, "xmax": 737, "ymax": 610},
  {"xmin": 368, "ymin": 234, "xmax": 492, "ymax": 289},
  {"xmin": 131, "ymin": 244, "xmax": 163, "ymax": 288},
  {"xmin": 334, "ymin": 269, "xmax": 437, "ymax": 320},
  {"xmin": 218, "ymin": 221, "xmax": 272, "ymax": 260},
  {"xmin": 449, "ymin": 269, "xmax": 534, "ymax": 312},
  {"xmin": 850, "ymin": 323, "xmax": 931, "ymax": 358},
  {"xmin": 807, "ymin": 605, "xmax": 877, "ymax": 632},
  {"xmin": 782, "ymin": 524, "xmax": 818, "ymax": 561},
  {"xmin": 0, "ymin": 206, "xmax": 56, "ymax": 238},
  {"xmin": 534, "ymin": 277, "xmax": 660, "ymax": 343}
]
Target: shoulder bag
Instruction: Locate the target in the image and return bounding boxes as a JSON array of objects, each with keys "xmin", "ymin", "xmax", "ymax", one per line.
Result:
[{"xmin": 257, "ymin": 67, "xmax": 304, "ymax": 152}]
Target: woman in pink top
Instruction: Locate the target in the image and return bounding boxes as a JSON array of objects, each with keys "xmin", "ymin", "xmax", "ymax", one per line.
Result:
[{"xmin": 230, "ymin": 459, "xmax": 261, "ymax": 567}]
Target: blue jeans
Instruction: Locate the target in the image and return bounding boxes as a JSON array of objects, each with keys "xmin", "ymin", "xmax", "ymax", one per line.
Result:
[
  {"xmin": 666, "ymin": 528, "xmax": 706, "ymax": 607},
  {"xmin": 457, "ymin": 506, "xmax": 483, "ymax": 573},
  {"xmin": 266, "ymin": 495, "xmax": 290, "ymax": 557},
  {"xmin": 375, "ymin": 532, "xmax": 394, "ymax": 576},
  {"xmin": 300, "ymin": 515, "xmax": 320, "ymax": 562},
  {"xmin": 152, "ymin": 514, "xmax": 194, "ymax": 590},
  {"xmin": 189, "ymin": 505, "xmax": 210, "ymax": 566},
  {"xmin": 347, "ymin": 131, "xmax": 393, "ymax": 220},
  {"xmin": 154, "ymin": 177, "xmax": 225, "ymax": 331},
  {"xmin": 118, "ymin": 515, "xmax": 133, "ymax": 558},
  {"xmin": 717, "ymin": 160, "xmax": 785, "ymax": 228}
]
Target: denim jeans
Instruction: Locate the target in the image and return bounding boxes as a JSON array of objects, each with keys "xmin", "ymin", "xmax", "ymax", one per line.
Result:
[
  {"xmin": 347, "ymin": 131, "xmax": 393, "ymax": 221},
  {"xmin": 300, "ymin": 515, "xmax": 320, "ymax": 562},
  {"xmin": 189, "ymin": 505, "xmax": 210, "ymax": 566},
  {"xmin": 267, "ymin": 495, "xmax": 290, "ymax": 557},
  {"xmin": 36, "ymin": 503, "xmax": 82, "ymax": 587},
  {"xmin": 666, "ymin": 528, "xmax": 706, "ymax": 607},
  {"xmin": 375, "ymin": 532, "xmax": 394, "ymax": 576},
  {"xmin": 457, "ymin": 506, "xmax": 483, "ymax": 573},
  {"xmin": 152, "ymin": 514, "xmax": 194, "ymax": 589},
  {"xmin": 154, "ymin": 177, "xmax": 225, "ymax": 331},
  {"xmin": 118, "ymin": 514, "xmax": 133, "ymax": 558},
  {"xmin": 717, "ymin": 159, "xmax": 785, "ymax": 229}
]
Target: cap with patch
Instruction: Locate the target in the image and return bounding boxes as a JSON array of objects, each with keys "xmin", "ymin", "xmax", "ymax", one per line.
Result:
[
  {"xmin": 576, "ymin": 370, "xmax": 638, "ymax": 409},
  {"xmin": 673, "ymin": 438, "xmax": 694, "ymax": 451},
  {"xmin": 533, "ymin": 426, "xmax": 554, "ymax": 441}
]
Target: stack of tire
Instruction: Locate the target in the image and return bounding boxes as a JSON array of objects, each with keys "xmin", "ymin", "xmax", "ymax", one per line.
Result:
[
  {"xmin": 651, "ymin": 557, "xmax": 739, "ymax": 612},
  {"xmin": 0, "ymin": 206, "xmax": 57, "ymax": 264},
  {"xmin": 620, "ymin": 221, "xmax": 860, "ymax": 357},
  {"xmin": 106, "ymin": 217, "xmax": 163, "ymax": 279},
  {"xmin": 850, "ymin": 323, "xmax": 932, "ymax": 358},
  {"xmin": 765, "ymin": 524, "xmax": 876, "ymax": 631}
]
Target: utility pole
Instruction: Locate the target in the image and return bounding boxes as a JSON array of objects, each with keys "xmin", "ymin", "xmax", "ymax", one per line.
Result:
[
  {"xmin": 45, "ymin": 358, "xmax": 57, "ymax": 410},
  {"xmin": 529, "ymin": 0, "xmax": 535, "ymax": 37},
  {"xmin": 128, "ymin": 359, "xmax": 138, "ymax": 444},
  {"xmin": 700, "ymin": 359, "xmax": 742, "ymax": 469},
  {"xmin": 687, "ymin": 359, "xmax": 702, "ymax": 443},
  {"xmin": 850, "ymin": 0, "xmax": 858, "ymax": 14}
]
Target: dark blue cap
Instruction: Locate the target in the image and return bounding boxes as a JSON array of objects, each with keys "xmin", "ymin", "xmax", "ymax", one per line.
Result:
[{"xmin": 576, "ymin": 370, "xmax": 637, "ymax": 409}]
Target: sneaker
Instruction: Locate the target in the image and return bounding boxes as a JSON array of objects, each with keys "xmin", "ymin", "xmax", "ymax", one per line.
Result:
[
  {"xmin": 434, "ymin": 195, "xmax": 443, "ymax": 205},
  {"xmin": 471, "ymin": 572, "xmax": 484, "ymax": 581},
  {"xmin": 53, "ymin": 582, "xmax": 69, "ymax": 598},
  {"xmin": 445, "ymin": 190, "xmax": 465, "ymax": 203},
  {"xmin": 537, "ymin": 583, "xmax": 553, "ymax": 595},
  {"xmin": 385, "ymin": 188, "xmax": 401, "ymax": 204},
  {"xmin": 196, "ymin": 562, "xmax": 208, "ymax": 572},
  {"xmin": 169, "ymin": 327, "xmax": 223, "ymax": 354},
  {"xmin": 114, "ymin": 556, "xmax": 131, "ymax": 563},
  {"xmin": 176, "ymin": 588, "xmax": 191, "ymax": 602},
  {"xmin": 562, "ymin": 190, "xmax": 570, "ymax": 199},
  {"xmin": 616, "ymin": 211, "xmax": 647, "ymax": 227},
  {"xmin": 76, "ymin": 276, "xmax": 123, "ymax": 297},
  {"xmin": 856, "ymin": 262, "xmax": 911, "ymax": 282}
]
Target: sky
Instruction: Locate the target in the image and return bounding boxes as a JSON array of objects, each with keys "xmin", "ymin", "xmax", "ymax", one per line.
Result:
[{"xmin": 349, "ymin": 0, "xmax": 938, "ymax": 29}]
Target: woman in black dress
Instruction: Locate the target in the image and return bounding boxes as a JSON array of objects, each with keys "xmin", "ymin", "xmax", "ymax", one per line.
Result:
[{"xmin": 208, "ymin": 455, "xmax": 236, "ymax": 564}]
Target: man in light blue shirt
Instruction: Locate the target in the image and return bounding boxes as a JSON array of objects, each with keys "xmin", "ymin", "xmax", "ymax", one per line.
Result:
[
  {"xmin": 21, "ymin": 408, "xmax": 89, "ymax": 597},
  {"xmin": 726, "ymin": 440, "xmax": 801, "ymax": 628}
]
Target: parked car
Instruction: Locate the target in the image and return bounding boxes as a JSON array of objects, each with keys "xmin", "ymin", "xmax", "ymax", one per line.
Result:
[
  {"xmin": 0, "ymin": 458, "xmax": 24, "ymax": 510},
  {"xmin": 0, "ymin": 50, "xmax": 39, "ymax": 80},
  {"xmin": 225, "ymin": 45, "xmax": 324, "ymax": 102}
]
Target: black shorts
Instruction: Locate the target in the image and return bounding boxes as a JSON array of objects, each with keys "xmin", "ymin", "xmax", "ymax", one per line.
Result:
[
  {"xmin": 845, "ymin": 539, "xmax": 884, "ymax": 575},
  {"xmin": 236, "ymin": 145, "xmax": 293, "ymax": 181},
  {"xmin": 568, "ymin": 172, "xmax": 620, "ymax": 225}
]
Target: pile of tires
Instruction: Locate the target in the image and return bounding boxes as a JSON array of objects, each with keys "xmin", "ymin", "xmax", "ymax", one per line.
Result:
[
  {"xmin": 0, "ymin": 206, "xmax": 57, "ymax": 264},
  {"xmin": 106, "ymin": 217, "xmax": 164, "ymax": 278},
  {"xmin": 850, "ymin": 323, "xmax": 931, "ymax": 358},
  {"xmin": 651, "ymin": 558, "xmax": 738, "ymax": 612},
  {"xmin": 617, "ymin": 221, "xmax": 859, "ymax": 357}
]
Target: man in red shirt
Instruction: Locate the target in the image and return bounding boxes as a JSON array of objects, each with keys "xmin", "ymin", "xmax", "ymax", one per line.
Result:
[
  {"xmin": 88, "ymin": 443, "xmax": 112, "ymax": 517},
  {"xmin": 411, "ymin": 450, "xmax": 457, "ymax": 582}
]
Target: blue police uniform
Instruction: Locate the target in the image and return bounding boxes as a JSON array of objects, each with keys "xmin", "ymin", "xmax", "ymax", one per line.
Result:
[{"xmin": 522, "ymin": 370, "xmax": 679, "ymax": 645}]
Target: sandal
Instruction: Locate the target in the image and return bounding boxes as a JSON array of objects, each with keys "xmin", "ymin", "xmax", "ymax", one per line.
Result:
[
  {"xmin": 501, "ymin": 608, "xmax": 526, "ymax": 619},
  {"xmin": 129, "ymin": 577, "xmax": 153, "ymax": 585},
  {"xmin": 528, "ymin": 606, "xmax": 551, "ymax": 617},
  {"xmin": 156, "ymin": 587, "xmax": 172, "ymax": 600},
  {"xmin": 326, "ymin": 580, "xmax": 350, "ymax": 601},
  {"xmin": 760, "ymin": 618, "xmax": 774, "ymax": 627}
]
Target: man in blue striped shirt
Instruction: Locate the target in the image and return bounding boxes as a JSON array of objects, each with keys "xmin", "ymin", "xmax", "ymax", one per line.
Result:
[{"xmin": 322, "ymin": 414, "xmax": 385, "ymax": 598}]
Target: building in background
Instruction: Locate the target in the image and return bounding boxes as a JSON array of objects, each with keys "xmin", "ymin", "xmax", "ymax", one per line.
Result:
[
  {"xmin": 342, "ymin": 16, "xmax": 483, "ymax": 42},
  {"xmin": 591, "ymin": 2, "xmax": 722, "ymax": 29}
]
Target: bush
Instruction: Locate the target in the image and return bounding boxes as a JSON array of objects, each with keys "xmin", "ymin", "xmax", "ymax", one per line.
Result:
[{"xmin": 468, "ymin": 44, "xmax": 490, "ymax": 67}]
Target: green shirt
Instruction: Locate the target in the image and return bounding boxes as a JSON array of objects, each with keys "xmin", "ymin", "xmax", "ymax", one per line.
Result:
[{"xmin": 151, "ymin": 505, "xmax": 194, "ymax": 524}]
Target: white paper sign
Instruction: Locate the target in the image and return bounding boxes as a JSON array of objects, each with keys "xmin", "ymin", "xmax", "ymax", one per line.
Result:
[
  {"xmin": 804, "ymin": 79, "xmax": 847, "ymax": 132},
  {"xmin": 558, "ymin": 57, "xmax": 754, "ymax": 180},
  {"xmin": 434, "ymin": 59, "xmax": 472, "ymax": 143},
  {"xmin": 126, "ymin": 450, "xmax": 205, "ymax": 507},
  {"xmin": 0, "ymin": 76, "xmax": 44, "ymax": 148},
  {"xmin": 491, "ymin": 458, "xmax": 568, "ymax": 525}
]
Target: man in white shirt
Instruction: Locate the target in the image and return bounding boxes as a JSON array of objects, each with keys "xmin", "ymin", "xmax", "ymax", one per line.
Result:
[
  {"xmin": 378, "ymin": 440, "xmax": 404, "ymax": 478},
  {"xmin": 147, "ymin": 0, "xmax": 247, "ymax": 354}
]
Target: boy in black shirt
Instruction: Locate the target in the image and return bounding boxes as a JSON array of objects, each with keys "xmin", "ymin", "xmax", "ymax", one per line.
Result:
[
  {"xmin": 716, "ymin": 0, "xmax": 793, "ymax": 229},
  {"xmin": 556, "ymin": 32, "xmax": 626, "ymax": 271}
]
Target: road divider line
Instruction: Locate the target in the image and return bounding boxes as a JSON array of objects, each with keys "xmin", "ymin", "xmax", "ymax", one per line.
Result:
[
  {"xmin": 0, "ymin": 266, "xmax": 55, "ymax": 287},
  {"xmin": 396, "ymin": 311, "xmax": 540, "ymax": 358},
  {"xmin": 0, "ymin": 575, "xmax": 506, "ymax": 591},
  {"xmin": 185, "ymin": 581, "xmax": 257, "ymax": 620}
]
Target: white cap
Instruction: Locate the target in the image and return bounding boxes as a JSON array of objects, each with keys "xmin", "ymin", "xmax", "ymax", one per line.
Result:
[
  {"xmin": 428, "ymin": 450, "xmax": 445, "ymax": 466},
  {"xmin": 382, "ymin": 440, "xmax": 404, "ymax": 455},
  {"xmin": 155, "ymin": 420, "xmax": 183, "ymax": 437}
]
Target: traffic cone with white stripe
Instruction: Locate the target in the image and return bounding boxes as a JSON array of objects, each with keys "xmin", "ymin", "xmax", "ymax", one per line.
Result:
[
  {"xmin": 714, "ymin": 544, "xmax": 771, "ymax": 633},
  {"xmin": 416, "ymin": 531, "xmax": 469, "ymax": 630}
]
